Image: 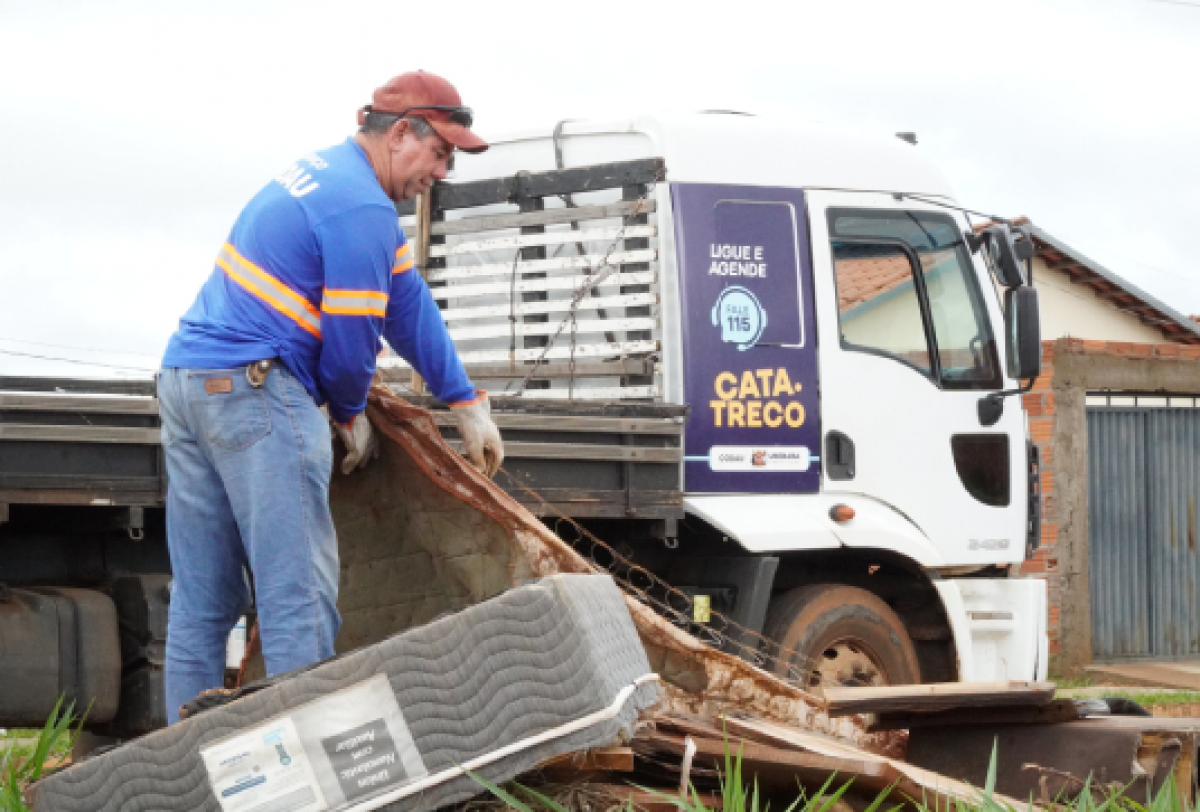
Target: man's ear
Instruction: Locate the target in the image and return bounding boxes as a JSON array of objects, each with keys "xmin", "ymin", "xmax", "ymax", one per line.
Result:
[{"xmin": 387, "ymin": 118, "xmax": 410, "ymax": 151}]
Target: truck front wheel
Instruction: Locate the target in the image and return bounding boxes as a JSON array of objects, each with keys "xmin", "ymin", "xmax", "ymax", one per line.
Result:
[{"xmin": 763, "ymin": 584, "xmax": 920, "ymax": 689}]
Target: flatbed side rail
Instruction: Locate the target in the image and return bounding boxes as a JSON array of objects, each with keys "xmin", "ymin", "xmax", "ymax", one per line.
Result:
[
  {"xmin": 0, "ymin": 384, "xmax": 163, "ymax": 509},
  {"xmin": 0, "ymin": 380, "xmax": 686, "ymax": 521},
  {"xmin": 399, "ymin": 393, "xmax": 685, "ymax": 520},
  {"xmin": 387, "ymin": 158, "xmax": 668, "ymax": 404}
]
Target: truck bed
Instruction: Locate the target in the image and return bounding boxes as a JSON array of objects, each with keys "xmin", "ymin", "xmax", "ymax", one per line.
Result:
[
  {"xmin": 0, "ymin": 377, "xmax": 162, "ymax": 513},
  {"xmin": 0, "ymin": 378, "xmax": 684, "ymax": 521}
]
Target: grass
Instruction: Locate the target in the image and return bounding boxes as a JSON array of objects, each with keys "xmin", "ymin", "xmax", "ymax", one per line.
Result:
[
  {"xmin": 465, "ymin": 736, "xmax": 1191, "ymax": 812},
  {"xmin": 0, "ymin": 730, "xmax": 72, "ymax": 772},
  {"xmin": 0, "ymin": 700, "xmax": 79, "ymax": 812},
  {"xmin": 1051, "ymin": 673, "xmax": 1200, "ymax": 707},
  {"xmin": 1097, "ymin": 689, "xmax": 1200, "ymax": 706},
  {"xmin": 1053, "ymin": 686, "xmax": 1200, "ymax": 707}
]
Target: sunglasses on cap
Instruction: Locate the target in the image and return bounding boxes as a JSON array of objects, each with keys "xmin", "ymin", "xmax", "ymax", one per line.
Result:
[{"xmin": 363, "ymin": 104, "xmax": 473, "ymax": 128}]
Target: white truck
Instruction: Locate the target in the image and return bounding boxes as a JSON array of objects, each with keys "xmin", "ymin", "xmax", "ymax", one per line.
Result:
[
  {"xmin": 0, "ymin": 112, "xmax": 1046, "ymax": 739},
  {"xmin": 387, "ymin": 111, "xmax": 1048, "ymax": 689}
]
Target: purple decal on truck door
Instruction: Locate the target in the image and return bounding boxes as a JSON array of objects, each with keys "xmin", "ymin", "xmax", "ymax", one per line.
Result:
[{"xmin": 672, "ymin": 184, "xmax": 820, "ymax": 494}]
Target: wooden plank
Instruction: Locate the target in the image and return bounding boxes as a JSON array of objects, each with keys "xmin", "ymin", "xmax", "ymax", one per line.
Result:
[
  {"xmin": 440, "ymin": 291, "xmax": 658, "ymax": 322},
  {"xmin": 519, "ymin": 502, "xmax": 680, "ymax": 519},
  {"xmin": 722, "ymin": 716, "xmax": 881, "ymax": 759},
  {"xmin": 430, "ymin": 225, "xmax": 656, "ymax": 257},
  {"xmin": 0, "ymin": 424, "xmax": 161, "ymax": 445},
  {"xmin": 402, "ymin": 358, "xmax": 656, "ymax": 381},
  {"xmin": 427, "ymin": 249, "xmax": 657, "ymax": 282},
  {"xmin": 821, "ymin": 681, "xmax": 1056, "ymax": 716},
  {"xmin": 449, "ymin": 317, "xmax": 656, "ymax": 342},
  {"xmin": 0, "ymin": 484, "xmax": 162, "ymax": 503},
  {"xmin": 508, "ymin": 487, "xmax": 682, "ymax": 506},
  {"xmin": 427, "ymin": 271, "xmax": 656, "ymax": 300},
  {"xmin": 403, "ymin": 394, "xmax": 685, "ymax": 418},
  {"xmin": 402, "ymin": 200, "xmax": 658, "ymax": 237},
  {"xmin": 654, "ymin": 713, "xmax": 735, "ymax": 741},
  {"xmin": 378, "ymin": 339, "xmax": 659, "ymax": 365},
  {"xmin": 0, "ymin": 376, "xmax": 157, "ymax": 396},
  {"xmin": 478, "ymin": 386, "xmax": 662, "ymax": 400},
  {"xmin": 722, "ymin": 715, "xmax": 1026, "ymax": 807},
  {"xmin": 446, "ymin": 440, "xmax": 680, "ymax": 463},
  {"xmin": 428, "ymin": 411, "xmax": 681, "ymax": 435},
  {"xmin": 639, "ymin": 729, "xmax": 891, "ymax": 783},
  {"xmin": 450, "ymin": 318, "xmax": 656, "ymax": 343},
  {"xmin": 869, "ymin": 699, "xmax": 1084, "ymax": 731},
  {"xmin": 0, "ymin": 394, "xmax": 159, "ymax": 414},
  {"xmin": 538, "ymin": 745, "xmax": 635, "ymax": 774},
  {"xmin": 410, "ymin": 190, "xmax": 435, "ymax": 394},
  {"xmin": 395, "ymin": 158, "xmax": 665, "ymax": 214}
]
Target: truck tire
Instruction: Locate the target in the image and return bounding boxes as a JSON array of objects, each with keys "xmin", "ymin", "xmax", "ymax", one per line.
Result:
[{"xmin": 763, "ymin": 584, "xmax": 920, "ymax": 689}]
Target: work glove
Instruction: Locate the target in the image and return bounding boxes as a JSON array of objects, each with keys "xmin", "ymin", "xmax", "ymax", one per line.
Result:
[
  {"xmin": 451, "ymin": 392, "xmax": 503, "ymax": 478},
  {"xmin": 332, "ymin": 413, "xmax": 378, "ymax": 474}
]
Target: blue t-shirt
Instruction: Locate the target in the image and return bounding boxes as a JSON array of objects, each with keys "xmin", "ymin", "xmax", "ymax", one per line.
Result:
[{"xmin": 162, "ymin": 138, "xmax": 476, "ymax": 423}]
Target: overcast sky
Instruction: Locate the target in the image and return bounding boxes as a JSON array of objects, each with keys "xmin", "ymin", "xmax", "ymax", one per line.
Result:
[{"xmin": 0, "ymin": 0, "xmax": 1196, "ymax": 379}]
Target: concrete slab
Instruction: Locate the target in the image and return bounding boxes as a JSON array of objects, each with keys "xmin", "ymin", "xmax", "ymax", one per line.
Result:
[{"xmin": 1086, "ymin": 662, "xmax": 1200, "ymax": 689}]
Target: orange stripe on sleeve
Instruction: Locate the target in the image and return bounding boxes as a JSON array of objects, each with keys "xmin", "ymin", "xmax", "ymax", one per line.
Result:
[
  {"xmin": 320, "ymin": 303, "xmax": 388, "ymax": 317},
  {"xmin": 324, "ymin": 289, "xmax": 389, "ymax": 301}
]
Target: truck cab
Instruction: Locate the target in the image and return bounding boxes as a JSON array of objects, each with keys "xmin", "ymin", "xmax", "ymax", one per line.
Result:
[{"xmin": 393, "ymin": 111, "xmax": 1047, "ymax": 688}]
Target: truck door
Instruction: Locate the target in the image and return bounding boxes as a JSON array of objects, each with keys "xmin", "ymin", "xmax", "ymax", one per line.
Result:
[{"xmin": 806, "ymin": 191, "xmax": 1025, "ymax": 568}]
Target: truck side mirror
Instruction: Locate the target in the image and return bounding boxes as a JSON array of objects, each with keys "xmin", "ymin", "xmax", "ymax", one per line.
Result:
[
  {"xmin": 1005, "ymin": 286, "xmax": 1041, "ymax": 380},
  {"xmin": 1012, "ymin": 226, "xmax": 1036, "ymax": 262},
  {"xmin": 982, "ymin": 225, "xmax": 1028, "ymax": 288}
]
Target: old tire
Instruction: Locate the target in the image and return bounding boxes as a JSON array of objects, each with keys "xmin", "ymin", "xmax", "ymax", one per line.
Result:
[{"xmin": 764, "ymin": 584, "xmax": 920, "ymax": 689}]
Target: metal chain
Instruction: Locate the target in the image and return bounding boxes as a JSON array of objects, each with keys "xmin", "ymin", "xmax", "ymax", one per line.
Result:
[
  {"xmin": 502, "ymin": 245, "xmax": 522, "ymax": 393},
  {"xmin": 497, "ymin": 467, "xmax": 832, "ymax": 689},
  {"xmin": 568, "ymin": 308, "xmax": 578, "ymax": 400}
]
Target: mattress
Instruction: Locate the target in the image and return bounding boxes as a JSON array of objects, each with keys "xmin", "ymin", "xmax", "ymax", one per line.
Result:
[{"xmin": 31, "ymin": 572, "xmax": 659, "ymax": 812}]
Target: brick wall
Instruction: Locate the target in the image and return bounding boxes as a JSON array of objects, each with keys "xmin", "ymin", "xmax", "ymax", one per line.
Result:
[{"xmin": 1020, "ymin": 341, "xmax": 1060, "ymax": 655}]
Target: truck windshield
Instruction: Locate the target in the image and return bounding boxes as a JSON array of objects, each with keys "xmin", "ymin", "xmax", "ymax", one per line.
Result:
[{"xmin": 828, "ymin": 209, "xmax": 1002, "ymax": 390}]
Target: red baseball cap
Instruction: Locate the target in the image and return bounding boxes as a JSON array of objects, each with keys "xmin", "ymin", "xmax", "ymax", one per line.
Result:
[{"xmin": 359, "ymin": 70, "xmax": 488, "ymax": 154}]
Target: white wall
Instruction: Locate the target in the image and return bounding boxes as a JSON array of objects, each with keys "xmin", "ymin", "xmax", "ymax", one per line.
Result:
[{"xmin": 1032, "ymin": 259, "xmax": 1168, "ymax": 343}]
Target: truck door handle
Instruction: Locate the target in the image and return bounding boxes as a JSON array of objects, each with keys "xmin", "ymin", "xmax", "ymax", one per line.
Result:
[{"xmin": 825, "ymin": 431, "xmax": 855, "ymax": 480}]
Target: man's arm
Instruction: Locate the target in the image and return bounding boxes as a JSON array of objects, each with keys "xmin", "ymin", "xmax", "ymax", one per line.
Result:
[
  {"xmin": 314, "ymin": 206, "xmax": 395, "ymax": 425},
  {"xmin": 385, "ymin": 241, "xmax": 504, "ymax": 476},
  {"xmin": 383, "ymin": 244, "xmax": 476, "ymax": 405}
]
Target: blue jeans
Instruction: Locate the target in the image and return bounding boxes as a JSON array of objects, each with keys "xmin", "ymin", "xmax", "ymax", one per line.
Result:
[{"xmin": 158, "ymin": 364, "xmax": 339, "ymax": 723}]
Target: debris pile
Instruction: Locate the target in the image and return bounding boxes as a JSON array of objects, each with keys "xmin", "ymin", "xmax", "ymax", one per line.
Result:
[
  {"xmin": 28, "ymin": 389, "xmax": 1200, "ymax": 811},
  {"xmin": 500, "ymin": 681, "xmax": 1200, "ymax": 811}
]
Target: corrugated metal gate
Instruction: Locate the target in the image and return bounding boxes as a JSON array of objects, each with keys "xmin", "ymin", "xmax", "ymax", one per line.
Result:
[{"xmin": 1090, "ymin": 403, "xmax": 1200, "ymax": 661}]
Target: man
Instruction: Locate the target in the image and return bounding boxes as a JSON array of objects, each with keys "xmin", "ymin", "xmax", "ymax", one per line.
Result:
[{"xmin": 158, "ymin": 71, "xmax": 503, "ymax": 723}]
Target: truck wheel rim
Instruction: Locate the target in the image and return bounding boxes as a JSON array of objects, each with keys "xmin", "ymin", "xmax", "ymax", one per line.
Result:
[{"xmin": 809, "ymin": 638, "xmax": 886, "ymax": 688}]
